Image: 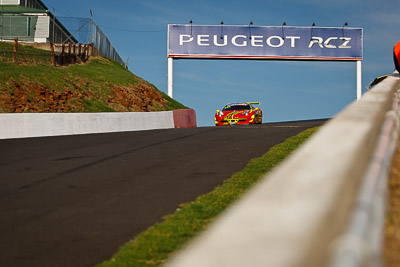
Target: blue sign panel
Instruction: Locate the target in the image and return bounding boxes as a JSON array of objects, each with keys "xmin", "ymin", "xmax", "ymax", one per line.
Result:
[{"xmin": 168, "ymin": 24, "xmax": 363, "ymax": 61}]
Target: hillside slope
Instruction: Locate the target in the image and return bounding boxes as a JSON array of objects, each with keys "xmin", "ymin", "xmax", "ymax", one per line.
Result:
[{"xmin": 0, "ymin": 56, "xmax": 187, "ymax": 113}]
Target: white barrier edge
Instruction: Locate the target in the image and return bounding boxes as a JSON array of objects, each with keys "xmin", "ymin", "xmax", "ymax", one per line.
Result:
[
  {"xmin": 0, "ymin": 111, "xmax": 175, "ymax": 139},
  {"xmin": 164, "ymin": 76, "xmax": 400, "ymax": 267},
  {"xmin": 329, "ymin": 86, "xmax": 400, "ymax": 267}
]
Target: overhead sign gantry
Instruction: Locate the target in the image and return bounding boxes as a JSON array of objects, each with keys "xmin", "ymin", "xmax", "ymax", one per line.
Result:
[{"xmin": 167, "ymin": 24, "xmax": 363, "ymax": 98}]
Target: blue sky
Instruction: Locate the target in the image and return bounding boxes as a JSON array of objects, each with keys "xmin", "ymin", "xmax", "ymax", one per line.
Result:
[{"xmin": 43, "ymin": 0, "xmax": 399, "ymax": 126}]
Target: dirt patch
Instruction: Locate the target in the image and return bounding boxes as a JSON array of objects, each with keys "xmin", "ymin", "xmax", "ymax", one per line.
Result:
[
  {"xmin": 384, "ymin": 140, "xmax": 400, "ymax": 266},
  {"xmin": 0, "ymin": 79, "xmax": 88, "ymax": 112},
  {"xmin": 109, "ymin": 78, "xmax": 166, "ymax": 112},
  {"xmin": 0, "ymin": 77, "xmax": 167, "ymax": 113}
]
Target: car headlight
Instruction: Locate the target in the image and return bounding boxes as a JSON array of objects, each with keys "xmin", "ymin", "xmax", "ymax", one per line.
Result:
[{"xmin": 240, "ymin": 111, "xmax": 249, "ymax": 116}]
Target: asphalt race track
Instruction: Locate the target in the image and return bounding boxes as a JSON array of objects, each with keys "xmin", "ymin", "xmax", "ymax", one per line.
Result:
[{"xmin": 0, "ymin": 119, "xmax": 326, "ymax": 267}]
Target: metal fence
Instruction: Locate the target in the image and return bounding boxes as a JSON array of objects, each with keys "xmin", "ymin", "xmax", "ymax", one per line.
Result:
[
  {"xmin": 58, "ymin": 16, "xmax": 126, "ymax": 68},
  {"xmin": 0, "ymin": 13, "xmax": 126, "ymax": 68},
  {"xmin": 56, "ymin": 16, "xmax": 90, "ymax": 44},
  {"xmin": 90, "ymin": 21, "xmax": 125, "ymax": 67}
]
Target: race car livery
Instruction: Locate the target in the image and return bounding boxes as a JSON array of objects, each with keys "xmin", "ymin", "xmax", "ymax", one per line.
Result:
[{"xmin": 215, "ymin": 102, "xmax": 262, "ymax": 126}]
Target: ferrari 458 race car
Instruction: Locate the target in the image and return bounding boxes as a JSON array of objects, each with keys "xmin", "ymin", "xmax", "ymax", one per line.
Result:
[{"xmin": 215, "ymin": 102, "xmax": 262, "ymax": 126}]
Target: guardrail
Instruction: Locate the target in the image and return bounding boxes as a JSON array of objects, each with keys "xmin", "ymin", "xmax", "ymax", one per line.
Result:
[{"xmin": 164, "ymin": 76, "xmax": 400, "ymax": 267}]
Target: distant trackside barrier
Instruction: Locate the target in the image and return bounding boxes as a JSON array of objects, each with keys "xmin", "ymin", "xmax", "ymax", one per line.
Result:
[
  {"xmin": 164, "ymin": 76, "xmax": 400, "ymax": 267},
  {"xmin": 0, "ymin": 109, "xmax": 197, "ymax": 139},
  {"xmin": 173, "ymin": 109, "xmax": 197, "ymax": 128}
]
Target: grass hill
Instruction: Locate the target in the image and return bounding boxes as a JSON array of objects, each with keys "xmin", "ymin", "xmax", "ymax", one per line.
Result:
[{"xmin": 0, "ymin": 43, "xmax": 187, "ymax": 113}]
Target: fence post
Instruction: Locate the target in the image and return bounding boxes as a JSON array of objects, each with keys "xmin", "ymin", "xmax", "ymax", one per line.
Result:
[
  {"xmin": 50, "ymin": 42, "xmax": 56, "ymax": 66},
  {"xmin": 89, "ymin": 44, "xmax": 94, "ymax": 57},
  {"xmin": 13, "ymin": 38, "xmax": 18, "ymax": 63},
  {"xmin": 73, "ymin": 44, "xmax": 76, "ymax": 63},
  {"xmin": 61, "ymin": 43, "xmax": 65, "ymax": 66},
  {"xmin": 78, "ymin": 43, "xmax": 82, "ymax": 62},
  {"xmin": 68, "ymin": 43, "xmax": 71, "ymax": 64},
  {"xmin": 84, "ymin": 45, "xmax": 88, "ymax": 61}
]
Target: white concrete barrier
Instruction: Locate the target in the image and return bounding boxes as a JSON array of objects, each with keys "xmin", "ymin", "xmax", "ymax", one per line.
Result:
[
  {"xmin": 0, "ymin": 111, "xmax": 175, "ymax": 139},
  {"xmin": 164, "ymin": 76, "xmax": 400, "ymax": 267}
]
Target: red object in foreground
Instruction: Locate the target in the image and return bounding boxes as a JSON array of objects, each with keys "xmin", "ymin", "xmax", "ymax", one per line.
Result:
[
  {"xmin": 215, "ymin": 102, "xmax": 262, "ymax": 126},
  {"xmin": 394, "ymin": 41, "xmax": 400, "ymax": 73}
]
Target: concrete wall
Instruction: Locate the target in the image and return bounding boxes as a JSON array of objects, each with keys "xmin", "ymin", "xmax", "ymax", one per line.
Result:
[{"xmin": 0, "ymin": 110, "xmax": 196, "ymax": 139}]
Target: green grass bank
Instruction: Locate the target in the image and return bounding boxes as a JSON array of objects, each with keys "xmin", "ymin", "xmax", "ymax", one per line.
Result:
[{"xmin": 0, "ymin": 42, "xmax": 187, "ymax": 113}]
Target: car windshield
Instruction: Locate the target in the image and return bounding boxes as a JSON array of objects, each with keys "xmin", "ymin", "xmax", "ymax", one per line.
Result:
[{"xmin": 222, "ymin": 104, "xmax": 251, "ymax": 111}]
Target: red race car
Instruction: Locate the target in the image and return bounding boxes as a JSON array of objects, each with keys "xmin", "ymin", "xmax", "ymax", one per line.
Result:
[{"xmin": 215, "ymin": 102, "xmax": 262, "ymax": 126}]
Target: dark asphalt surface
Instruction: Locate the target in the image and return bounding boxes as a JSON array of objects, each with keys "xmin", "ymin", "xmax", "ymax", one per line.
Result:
[{"xmin": 0, "ymin": 119, "xmax": 327, "ymax": 267}]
